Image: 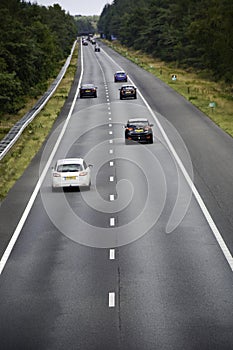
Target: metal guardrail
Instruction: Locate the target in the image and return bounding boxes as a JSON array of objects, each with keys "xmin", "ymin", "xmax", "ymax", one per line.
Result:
[{"xmin": 0, "ymin": 40, "xmax": 77, "ymax": 161}]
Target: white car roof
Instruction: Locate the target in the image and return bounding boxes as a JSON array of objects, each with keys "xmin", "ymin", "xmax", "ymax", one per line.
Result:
[
  {"xmin": 116, "ymin": 71, "xmax": 126, "ymax": 74},
  {"xmin": 128, "ymin": 118, "xmax": 148, "ymax": 123},
  {"xmin": 121, "ymin": 84, "xmax": 134, "ymax": 87},
  {"xmin": 56, "ymin": 158, "xmax": 84, "ymax": 165}
]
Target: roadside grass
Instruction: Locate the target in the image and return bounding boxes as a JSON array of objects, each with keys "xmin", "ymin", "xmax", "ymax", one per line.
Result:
[
  {"xmin": 0, "ymin": 43, "xmax": 78, "ymax": 201},
  {"xmin": 105, "ymin": 41, "xmax": 233, "ymax": 136}
]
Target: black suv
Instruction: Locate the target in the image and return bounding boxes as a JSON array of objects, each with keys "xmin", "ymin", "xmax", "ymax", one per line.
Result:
[
  {"xmin": 125, "ymin": 118, "xmax": 153, "ymax": 144},
  {"xmin": 119, "ymin": 85, "xmax": 137, "ymax": 99}
]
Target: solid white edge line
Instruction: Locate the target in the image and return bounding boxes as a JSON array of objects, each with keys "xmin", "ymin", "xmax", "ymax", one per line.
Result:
[
  {"xmin": 109, "ymin": 292, "xmax": 115, "ymax": 307},
  {"xmin": 102, "ymin": 46, "xmax": 233, "ymax": 271},
  {"xmin": 136, "ymin": 83, "xmax": 233, "ymax": 271},
  {"xmin": 0, "ymin": 39, "xmax": 84, "ymax": 275}
]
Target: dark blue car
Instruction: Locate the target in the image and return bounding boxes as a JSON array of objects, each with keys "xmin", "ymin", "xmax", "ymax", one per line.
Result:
[{"xmin": 114, "ymin": 71, "xmax": 127, "ymax": 82}]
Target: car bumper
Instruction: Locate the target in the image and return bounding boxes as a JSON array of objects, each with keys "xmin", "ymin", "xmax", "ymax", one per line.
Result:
[
  {"xmin": 52, "ymin": 176, "xmax": 90, "ymax": 188},
  {"xmin": 120, "ymin": 93, "xmax": 136, "ymax": 98},
  {"xmin": 126, "ymin": 133, "xmax": 152, "ymax": 142},
  {"xmin": 115, "ymin": 78, "xmax": 127, "ymax": 82}
]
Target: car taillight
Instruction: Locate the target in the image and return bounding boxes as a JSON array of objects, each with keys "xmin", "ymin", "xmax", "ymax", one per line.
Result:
[
  {"xmin": 127, "ymin": 127, "xmax": 133, "ymax": 131},
  {"xmin": 79, "ymin": 171, "xmax": 88, "ymax": 176},
  {"xmin": 144, "ymin": 127, "xmax": 150, "ymax": 131},
  {"xmin": 53, "ymin": 172, "xmax": 61, "ymax": 177}
]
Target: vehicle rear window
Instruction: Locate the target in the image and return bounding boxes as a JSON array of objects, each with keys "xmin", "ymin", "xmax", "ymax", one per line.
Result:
[
  {"xmin": 128, "ymin": 121, "xmax": 148, "ymax": 127},
  {"xmin": 57, "ymin": 164, "xmax": 82, "ymax": 172}
]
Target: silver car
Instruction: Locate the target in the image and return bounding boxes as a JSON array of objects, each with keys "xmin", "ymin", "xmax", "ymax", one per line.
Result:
[{"xmin": 52, "ymin": 158, "xmax": 91, "ymax": 191}]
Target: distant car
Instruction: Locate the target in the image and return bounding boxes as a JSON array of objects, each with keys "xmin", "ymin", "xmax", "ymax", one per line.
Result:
[
  {"xmin": 114, "ymin": 71, "xmax": 127, "ymax": 82},
  {"xmin": 91, "ymin": 38, "xmax": 96, "ymax": 45},
  {"xmin": 119, "ymin": 84, "xmax": 137, "ymax": 99},
  {"xmin": 94, "ymin": 44, "xmax": 100, "ymax": 52},
  {"xmin": 125, "ymin": 118, "xmax": 154, "ymax": 144},
  {"xmin": 80, "ymin": 84, "xmax": 97, "ymax": 98},
  {"xmin": 52, "ymin": 158, "xmax": 92, "ymax": 190},
  {"xmin": 82, "ymin": 40, "xmax": 88, "ymax": 46}
]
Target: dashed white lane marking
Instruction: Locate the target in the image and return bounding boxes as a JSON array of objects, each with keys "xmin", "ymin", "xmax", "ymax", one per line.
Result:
[
  {"xmin": 108, "ymin": 106, "xmax": 111, "ymax": 110},
  {"xmin": 110, "ymin": 218, "xmax": 115, "ymax": 226},
  {"xmin": 110, "ymin": 161, "xmax": 114, "ymax": 167},
  {"xmin": 109, "ymin": 149, "xmax": 113, "ymax": 154},
  {"xmin": 109, "ymin": 131, "xmax": 113, "ymax": 135},
  {"xmin": 107, "ymin": 99, "xmax": 110, "ymax": 102},
  {"xmin": 109, "ymin": 249, "xmax": 115, "ymax": 260},
  {"xmin": 110, "ymin": 194, "xmax": 115, "ymax": 201},
  {"xmin": 110, "ymin": 176, "xmax": 114, "ymax": 182},
  {"xmin": 109, "ymin": 292, "xmax": 115, "ymax": 307},
  {"xmin": 109, "ymin": 140, "xmax": 113, "ymax": 144},
  {"xmin": 109, "ymin": 123, "xmax": 112, "ymax": 127}
]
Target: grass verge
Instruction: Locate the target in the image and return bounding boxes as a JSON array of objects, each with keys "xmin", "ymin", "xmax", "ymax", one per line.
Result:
[
  {"xmin": 0, "ymin": 43, "xmax": 79, "ymax": 201},
  {"xmin": 105, "ymin": 40, "xmax": 233, "ymax": 137}
]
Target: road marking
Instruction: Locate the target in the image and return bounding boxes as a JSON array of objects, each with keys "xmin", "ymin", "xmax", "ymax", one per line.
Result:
[
  {"xmin": 102, "ymin": 46, "xmax": 233, "ymax": 271},
  {"xmin": 109, "ymin": 123, "xmax": 112, "ymax": 127},
  {"xmin": 110, "ymin": 176, "xmax": 114, "ymax": 182},
  {"xmin": 0, "ymin": 40, "xmax": 86, "ymax": 275},
  {"xmin": 110, "ymin": 218, "xmax": 115, "ymax": 226},
  {"xmin": 109, "ymin": 139, "xmax": 113, "ymax": 144},
  {"xmin": 110, "ymin": 194, "xmax": 115, "ymax": 201},
  {"xmin": 109, "ymin": 249, "xmax": 115, "ymax": 260},
  {"xmin": 109, "ymin": 149, "xmax": 113, "ymax": 154},
  {"xmin": 109, "ymin": 131, "xmax": 113, "ymax": 135},
  {"xmin": 109, "ymin": 292, "xmax": 115, "ymax": 307},
  {"xmin": 134, "ymin": 78, "xmax": 233, "ymax": 271},
  {"xmin": 108, "ymin": 106, "xmax": 111, "ymax": 109},
  {"xmin": 110, "ymin": 161, "xmax": 114, "ymax": 167}
]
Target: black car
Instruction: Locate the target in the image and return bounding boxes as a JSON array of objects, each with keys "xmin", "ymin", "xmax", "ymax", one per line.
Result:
[
  {"xmin": 125, "ymin": 118, "xmax": 154, "ymax": 144},
  {"xmin": 94, "ymin": 44, "xmax": 100, "ymax": 52},
  {"xmin": 80, "ymin": 84, "xmax": 97, "ymax": 98},
  {"xmin": 119, "ymin": 85, "xmax": 137, "ymax": 99}
]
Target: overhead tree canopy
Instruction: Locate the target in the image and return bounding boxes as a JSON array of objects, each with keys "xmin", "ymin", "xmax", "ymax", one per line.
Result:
[{"xmin": 98, "ymin": 0, "xmax": 233, "ymax": 83}]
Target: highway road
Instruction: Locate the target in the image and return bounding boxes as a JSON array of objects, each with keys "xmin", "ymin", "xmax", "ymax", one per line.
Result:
[{"xmin": 0, "ymin": 40, "xmax": 233, "ymax": 349}]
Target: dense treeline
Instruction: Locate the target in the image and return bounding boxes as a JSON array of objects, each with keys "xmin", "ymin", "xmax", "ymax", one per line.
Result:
[
  {"xmin": 98, "ymin": 0, "xmax": 233, "ymax": 83},
  {"xmin": 0, "ymin": 0, "xmax": 77, "ymax": 115},
  {"xmin": 75, "ymin": 15, "xmax": 99, "ymax": 35}
]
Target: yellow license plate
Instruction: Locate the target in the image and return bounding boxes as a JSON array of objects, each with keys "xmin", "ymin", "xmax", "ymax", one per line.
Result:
[
  {"xmin": 136, "ymin": 129, "xmax": 143, "ymax": 132},
  {"xmin": 65, "ymin": 176, "xmax": 76, "ymax": 180},
  {"xmin": 85, "ymin": 90, "xmax": 91, "ymax": 92}
]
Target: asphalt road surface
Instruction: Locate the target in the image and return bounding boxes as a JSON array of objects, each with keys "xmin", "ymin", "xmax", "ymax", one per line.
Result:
[{"xmin": 0, "ymin": 40, "xmax": 232, "ymax": 350}]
